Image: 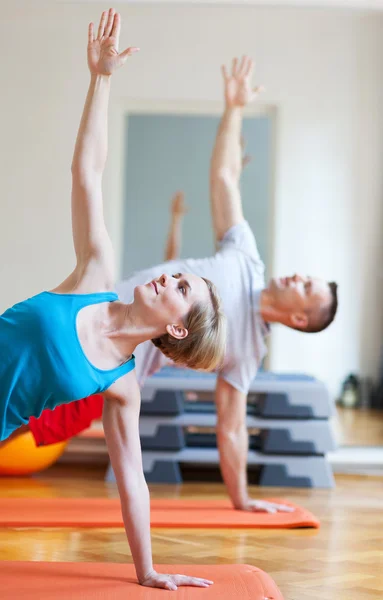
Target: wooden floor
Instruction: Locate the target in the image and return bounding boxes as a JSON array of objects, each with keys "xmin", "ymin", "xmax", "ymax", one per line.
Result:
[
  {"xmin": 0, "ymin": 464, "xmax": 382, "ymax": 599},
  {"xmin": 333, "ymin": 406, "xmax": 383, "ymax": 447}
]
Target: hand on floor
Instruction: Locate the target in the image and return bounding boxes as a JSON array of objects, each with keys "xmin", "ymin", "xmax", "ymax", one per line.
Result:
[
  {"xmin": 140, "ymin": 570, "xmax": 214, "ymax": 591},
  {"xmin": 239, "ymin": 499, "xmax": 294, "ymax": 514}
]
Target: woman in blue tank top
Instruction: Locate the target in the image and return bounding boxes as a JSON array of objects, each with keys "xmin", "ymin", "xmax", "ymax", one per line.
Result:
[{"xmin": 0, "ymin": 10, "xmax": 226, "ymax": 591}]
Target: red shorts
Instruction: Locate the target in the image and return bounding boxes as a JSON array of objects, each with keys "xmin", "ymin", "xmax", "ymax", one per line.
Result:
[{"xmin": 29, "ymin": 395, "xmax": 104, "ymax": 446}]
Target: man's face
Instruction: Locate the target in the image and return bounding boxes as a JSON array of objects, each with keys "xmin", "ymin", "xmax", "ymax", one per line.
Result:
[{"xmin": 267, "ymin": 274, "xmax": 332, "ymax": 328}]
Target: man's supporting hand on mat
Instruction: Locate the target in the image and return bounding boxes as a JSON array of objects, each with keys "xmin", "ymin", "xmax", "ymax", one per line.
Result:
[{"xmin": 211, "ymin": 60, "xmax": 292, "ymax": 516}]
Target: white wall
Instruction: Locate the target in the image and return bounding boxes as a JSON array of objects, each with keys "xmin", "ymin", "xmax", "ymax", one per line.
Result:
[{"xmin": 1, "ymin": 2, "xmax": 383, "ymax": 397}]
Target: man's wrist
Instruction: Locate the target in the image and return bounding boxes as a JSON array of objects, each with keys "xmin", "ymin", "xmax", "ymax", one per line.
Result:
[
  {"xmin": 228, "ymin": 488, "xmax": 249, "ymax": 510},
  {"xmin": 224, "ymin": 104, "xmax": 244, "ymax": 115}
]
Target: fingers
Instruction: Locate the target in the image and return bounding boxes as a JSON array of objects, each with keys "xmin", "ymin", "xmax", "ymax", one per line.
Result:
[
  {"xmin": 111, "ymin": 11, "xmax": 121, "ymax": 43},
  {"xmin": 148, "ymin": 574, "xmax": 214, "ymax": 591},
  {"xmin": 232, "ymin": 57, "xmax": 239, "ymax": 76},
  {"xmin": 88, "ymin": 23, "xmax": 94, "ymax": 45},
  {"xmin": 174, "ymin": 575, "xmax": 214, "ymax": 587},
  {"xmin": 251, "ymin": 505, "xmax": 277, "ymax": 514},
  {"xmin": 173, "ymin": 191, "xmax": 185, "ymax": 206},
  {"xmin": 164, "ymin": 581, "xmax": 177, "ymax": 591},
  {"xmin": 104, "ymin": 8, "xmax": 115, "ymax": 38},
  {"xmin": 238, "ymin": 56, "xmax": 254, "ymax": 79},
  {"xmin": 245, "ymin": 57, "xmax": 254, "ymax": 78},
  {"xmin": 225, "ymin": 56, "xmax": 254, "ymax": 81},
  {"xmin": 251, "ymin": 84, "xmax": 265, "ymax": 101},
  {"xmin": 238, "ymin": 55, "xmax": 248, "ymax": 77},
  {"xmin": 223, "ymin": 56, "xmax": 254, "ymax": 80},
  {"xmin": 149, "ymin": 578, "xmax": 177, "ymax": 591},
  {"xmin": 250, "ymin": 501, "xmax": 294, "ymax": 513},
  {"xmin": 97, "ymin": 10, "xmax": 108, "ymax": 39},
  {"xmin": 119, "ymin": 46, "xmax": 140, "ymax": 61},
  {"xmin": 275, "ymin": 504, "xmax": 294, "ymax": 513}
]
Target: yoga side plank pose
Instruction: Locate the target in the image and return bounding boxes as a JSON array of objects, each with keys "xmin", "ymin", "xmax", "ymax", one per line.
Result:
[
  {"xmin": 0, "ymin": 10, "xmax": 227, "ymax": 591},
  {"xmin": 5, "ymin": 44, "xmax": 338, "ymax": 516}
]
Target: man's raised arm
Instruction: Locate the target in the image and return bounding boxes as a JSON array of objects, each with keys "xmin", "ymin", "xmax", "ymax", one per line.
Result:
[{"xmin": 210, "ymin": 56, "xmax": 262, "ymax": 242}]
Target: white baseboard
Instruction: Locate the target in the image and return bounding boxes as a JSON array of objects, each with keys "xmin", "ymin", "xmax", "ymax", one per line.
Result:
[{"xmin": 328, "ymin": 447, "xmax": 383, "ymax": 476}]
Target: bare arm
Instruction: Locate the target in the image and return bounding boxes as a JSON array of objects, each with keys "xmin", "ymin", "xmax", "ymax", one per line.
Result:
[
  {"xmin": 164, "ymin": 191, "xmax": 188, "ymax": 262},
  {"xmin": 70, "ymin": 10, "xmax": 138, "ymax": 285},
  {"xmin": 103, "ymin": 374, "xmax": 214, "ymax": 591},
  {"xmin": 71, "ymin": 75, "xmax": 114, "ymax": 277},
  {"xmin": 216, "ymin": 377, "xmax": 293, "ymax": 514},
  {"xmin": 215, "ymin": 378, "xmax": 249, "ymax": 509},
  {"xmin": 210, "ymin": 57, "xmax": 262, "ymax": 243},
  {"xmin": 103, "ymin": 383, "xmax": 153, "ymax": 584}
]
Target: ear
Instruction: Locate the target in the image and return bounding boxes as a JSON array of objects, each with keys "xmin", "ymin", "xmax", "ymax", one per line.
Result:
[
  {"xmin": 290, "ymin": 312, "xmax": 308, "ymax": 329},
  {"xmin": 166, "ymin": 323, "xmax": 189, "ymax": 340}
]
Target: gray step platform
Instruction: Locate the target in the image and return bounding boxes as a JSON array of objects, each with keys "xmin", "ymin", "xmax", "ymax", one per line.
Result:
[
  {"xmin": 141, "ymin": 368, "xmax": 333, "ymax": 419},
  {"xmin": 106, "ymin": 449, "xmax": 334, "ymax": 488},
  {"xmin": 139, "ymin": 414, "xmax": 336, "ymax": 454}
]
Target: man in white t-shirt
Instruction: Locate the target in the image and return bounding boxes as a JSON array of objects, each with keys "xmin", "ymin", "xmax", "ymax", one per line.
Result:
[
  {"xmin": 26, "ymin": 57, "xmax": 338, "ymax": 513},
  {"xmin": 121, "ymin": 218, "xmax": 267, "ymax": 398}
]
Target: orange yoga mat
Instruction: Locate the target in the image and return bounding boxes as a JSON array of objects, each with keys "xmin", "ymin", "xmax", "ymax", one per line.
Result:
[
  {"xmin": 0, "ymin": 562, "xmax": 284, "ymax": 600},
  {"xmin": 0, "ymin": 497, "xmax": 319, "ymax": 528}
]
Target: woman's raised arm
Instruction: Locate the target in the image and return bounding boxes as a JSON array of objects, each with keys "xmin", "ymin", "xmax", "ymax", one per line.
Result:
[{"xmin": 71, "ymin": 9, "xmax": 138, "ymax": 283}]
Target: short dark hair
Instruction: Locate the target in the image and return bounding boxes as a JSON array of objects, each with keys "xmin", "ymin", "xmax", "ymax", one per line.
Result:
[{"xmin": 296, "ymin": 281, "xmax": 338, "ymax": 334}]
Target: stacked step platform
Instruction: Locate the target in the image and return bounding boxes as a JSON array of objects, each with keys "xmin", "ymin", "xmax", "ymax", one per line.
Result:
[{"xmin": 107, "ymin": 368, "xmax": 336, "ymax": 488}]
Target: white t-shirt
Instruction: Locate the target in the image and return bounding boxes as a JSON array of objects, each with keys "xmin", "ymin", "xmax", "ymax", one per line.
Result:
[{"xmin": 116, "ymin": 220, "xmax": 269, "ymax": 395}]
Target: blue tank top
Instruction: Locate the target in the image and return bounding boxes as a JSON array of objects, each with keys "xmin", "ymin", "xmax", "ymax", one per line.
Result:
[{"xmin": 0, "ymin": 291, "xmax": 135, "ymax": 441}]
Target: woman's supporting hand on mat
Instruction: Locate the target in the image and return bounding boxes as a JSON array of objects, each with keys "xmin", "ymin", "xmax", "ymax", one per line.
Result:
[
  {"xmin": 140, "ymin": 570, "xmax": 214, "ymax": 591},
  {"xmin": 87, "ymin": 8, "xmax": 139, "ymax": 77}
]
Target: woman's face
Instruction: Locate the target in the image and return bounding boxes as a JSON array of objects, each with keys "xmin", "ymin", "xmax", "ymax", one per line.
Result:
[{"xmin": 134, "ymin": 272, "xmax": 210, "ymax": 336}]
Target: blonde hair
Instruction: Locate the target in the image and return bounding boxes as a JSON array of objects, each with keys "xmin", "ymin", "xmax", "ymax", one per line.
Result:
[{"xmin": 151, "ymin": 278, "xmax": 226, "ymax": 371}]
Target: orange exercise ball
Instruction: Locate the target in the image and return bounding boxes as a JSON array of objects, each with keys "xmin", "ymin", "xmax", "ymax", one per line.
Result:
[{"xmin": 0, "ymin": 432, "xmax": 67, "ymax": 476}]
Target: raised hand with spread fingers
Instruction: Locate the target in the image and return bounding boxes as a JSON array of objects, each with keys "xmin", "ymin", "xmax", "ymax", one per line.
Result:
[
  {"xmin": 87, "ymin": 8, "xmax": 139, "ymax": 77},
  {"xmin": 222, "ymin": 56, "xmax": 263, "ymax": 109}
]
